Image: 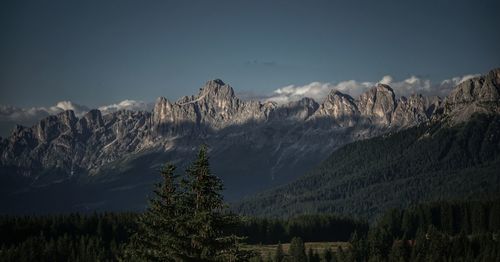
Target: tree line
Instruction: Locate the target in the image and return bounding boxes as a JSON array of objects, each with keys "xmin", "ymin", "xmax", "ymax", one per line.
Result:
[
  {"xmin": 239, "ymin": 215, "xmax": 367, "ymax": 244},
  {"xmin": 0, "ymin": 147, "xmax": 366, "ymax": 261},
  {"xmin": 255, "ymin": 200, "xmax": 500, "ymax": 261},
  {"xmin": 1, "ymin": 146, "xmax": 499, "ymax": 261}
]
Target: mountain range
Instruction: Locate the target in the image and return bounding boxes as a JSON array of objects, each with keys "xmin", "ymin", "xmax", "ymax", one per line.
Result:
[{"xmin": 1, "ymin": 68, "xmax": 499, "ymax": 214}]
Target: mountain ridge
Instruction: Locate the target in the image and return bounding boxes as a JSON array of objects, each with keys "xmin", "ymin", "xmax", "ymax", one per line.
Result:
[{"xmin": 1, "ymin": 68, "xmax": 499, "ymax": 213}]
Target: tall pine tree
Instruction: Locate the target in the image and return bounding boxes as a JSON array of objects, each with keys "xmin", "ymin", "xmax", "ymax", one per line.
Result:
[
  {"xmin": 125, "ymin": 164, "xmax": 187, "ymax": 261},
  {"xmin": 183, "ymin": 146, "xmax": 249, "ymax": 261},
  {"xmin": 126, "ymin": 146, "xmax": 250, "ymax": 261}
]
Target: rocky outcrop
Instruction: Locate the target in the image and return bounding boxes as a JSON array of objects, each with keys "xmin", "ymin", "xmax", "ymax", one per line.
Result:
[
  {"xmin": 443, "ymin": 68, "xmax": 500, "ymax": 123},
  {"xmin": 357, "ymin": 84, "xmax": 397, "ymax": 125},
  {"xmin": 391, "ymin": 94, "xmax": 433, "ymax": 127},
  {"xmin": 312, "ymin": 91, "xmax": 358, "ymax": 127}
]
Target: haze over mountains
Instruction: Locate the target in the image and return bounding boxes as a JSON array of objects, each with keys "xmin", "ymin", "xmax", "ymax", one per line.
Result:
[{"xmin": 1, "ymin": 68, "xmax": 499, "ymax": 214}]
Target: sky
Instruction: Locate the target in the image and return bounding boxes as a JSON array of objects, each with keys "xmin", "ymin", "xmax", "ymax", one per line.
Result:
[{"xmin": 0, "ymin": 0, "xmax": 499, "ymax": 127}]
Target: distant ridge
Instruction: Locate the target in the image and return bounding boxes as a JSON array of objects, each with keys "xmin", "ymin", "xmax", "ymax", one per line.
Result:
[{"xmin": 1, "ymin": 68, "xmax": 499, "ymax": 213}]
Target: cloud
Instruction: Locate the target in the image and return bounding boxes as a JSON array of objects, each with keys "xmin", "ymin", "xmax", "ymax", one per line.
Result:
[
  {"xmin": 0, "ymin": 101, "xmax": 89, "ymax": 136},
  {"xmin": 98, "ymin": 100, "xmax": 153, "ymax": 114},
  {"xmin": 379, "ymin": 75, "xmax": 393, "ymax": 85},
  {"xmin": 264, "ymin": 80, "xmax": 372, "ymax": 104},
  {"xmin": 0, "ymin": 101, "xmax": 89, "ymax": 123},
  {"xmin": 267, "ymin": 82, "xmax": 335, "ymax": 104},
  {"xmin": 381, "ymin": 75, "xmax": 432, "ymax": 97},
  {"xmin": 264, "ymin": 73, "xmax": 479, "ymax": 104}
]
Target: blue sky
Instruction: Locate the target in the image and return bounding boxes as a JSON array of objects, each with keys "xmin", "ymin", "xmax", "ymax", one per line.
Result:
[{"xmin": 1, "ymin": 0, "xmax": 499, "ymax": 109}]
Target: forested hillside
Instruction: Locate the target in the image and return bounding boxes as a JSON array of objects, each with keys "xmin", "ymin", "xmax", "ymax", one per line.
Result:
[
  {"xmin": 235, "ymin": 114, "xmax": 500, "ymax": 220},
  {"xmin": 353, "ymin": 199, "xmax": 500, "ymax": 261}
]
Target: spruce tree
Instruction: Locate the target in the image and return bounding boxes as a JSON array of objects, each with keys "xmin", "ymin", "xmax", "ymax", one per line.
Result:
[
  {"xmin": 184, "ymin": 145, "xmax": 252, "ymax": 261},
  {"xmin": 126, "ymin": 146, "xmax": 250, "ymax": 261},
  {"xmin": 125, "ymin": 164, "xmax": 187, "ymax": 261}
]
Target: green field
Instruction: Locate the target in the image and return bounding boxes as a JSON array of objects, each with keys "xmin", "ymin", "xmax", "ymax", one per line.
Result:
[{"xmin": 246, "ymin": 242, "xmax": 350, "ymax": 257}]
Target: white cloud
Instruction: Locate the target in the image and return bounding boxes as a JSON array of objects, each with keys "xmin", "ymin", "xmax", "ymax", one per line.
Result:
[
  {"xmin": 0, "ymin": 101, "xmax": 90, "ymax": 136},
  {"xmin": 264, "ymin": 80, "xmax": 374, "ymax": 104},
  {"xmin": 379, "ymin": 75, "xmax": 393, "ymax": 85},
  {"xmin": 266, "ymin": 82, "xmax": 335, "ymax": 104},
  {"xmin": 386, "ymin": 76, "xmax": 432, "ymax": 97},
  {"xmin": 264, "ymin": 73, "xmax": 480, "ymax": 104},
  {"xmin": 98, "ymin": 100, "xmax": 153, "ymax": 114},
  {"xmin": 0, "ymin": 101, "xmax": 89, "ymax": 123}
]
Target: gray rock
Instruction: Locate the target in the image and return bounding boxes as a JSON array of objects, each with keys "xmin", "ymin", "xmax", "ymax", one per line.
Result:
[{"xmin": 443, "ymin": 68, "xmax": 500, "ymax": 123}]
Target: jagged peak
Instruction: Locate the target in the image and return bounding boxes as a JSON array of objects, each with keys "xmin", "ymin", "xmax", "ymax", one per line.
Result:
[
  {"xmin": 55, "ymin": 110, "xmax": 77, "ymax": 121},
  {"xmin": 85, "ymin": 108, "xmax": 102, "ymax": 116},
  {"xmin": 198, "ymin": 79, "xmax": 236, "ymax": 100},
  {"xmin": 209, "ymin": 78, "xmax": 226, "ymax": 86},
  {"xmin": 487, "ymin": 67, "xmax": 500, "ymax": 79},
  {"xmin": 10, "ymin": 124, "xmax": 27, "ymax": 135},
  {"xmin": 358, "ymin": 84, "xmax": 395, "ymax": 100},
  {"xmin": 155, "ymin": 96, "xmax": 172, "ymax": 106},
  {"xmin": 156, "ymin": 96, "xmax": 167, "ymax": 103},
  {"xmin": 446, "ymin": 68, "xmax": 500, "ymax": 104},
  {"xmin": 375, "ymin": 83, "xmax": 394, "ymax": 93},
  {"xmin": 82, "ymin": 109, "xmax": 103, "ymax": 121},
  {"xmin": 326, "ymin": 89, "xmax": 355, "ymax": 101}
]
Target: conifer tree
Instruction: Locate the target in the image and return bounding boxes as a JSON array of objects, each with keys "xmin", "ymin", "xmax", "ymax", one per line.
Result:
[
  {"xmin": 349, "ymin": 231, "xmax": 367, "ymax": 261},
  {"xmin": 125, "ymin": 147, "xmax": 250, "ymax": 261},
  {"xmin": 183, "ymin": 146, "xmax": 248, "ymax": 261},
  {"xmin": 125, "ymin": 164, "xmax": 186, "ymax": 261}
]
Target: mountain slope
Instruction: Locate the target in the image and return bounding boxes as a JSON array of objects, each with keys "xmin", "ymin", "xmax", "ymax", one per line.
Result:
[{"xmin": 233, "ymin": 113, "xmax": 500, "ymax": 220}]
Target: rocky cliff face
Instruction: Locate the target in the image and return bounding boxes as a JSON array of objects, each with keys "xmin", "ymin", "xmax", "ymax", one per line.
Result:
[
  {"xmin": 443, "ymin": 68, "xmax": 500, "ymax": 123},
  {"xmin": 1, "ymin": 69, "xmax": 499, "ymax": 211}
]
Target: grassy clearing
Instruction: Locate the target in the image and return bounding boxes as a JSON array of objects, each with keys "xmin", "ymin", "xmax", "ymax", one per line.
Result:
[{"xmin": 245, "ymin": 242, "xmax": 350, "ymax": 257}]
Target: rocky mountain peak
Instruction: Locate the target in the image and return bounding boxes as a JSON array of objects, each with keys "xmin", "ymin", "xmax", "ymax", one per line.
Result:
[
  {"xmin": 78, "ymin": 109, "xmax": 104, "ymax": 133},
  {"xmin": 357, "ymin": 84, "xmax": 397, "ymax": 125},
  {"xmin": 446, "ymin": 68, "xmax": 500, "ymax": 105},
  {"xmin": 211, "ymin": 78, "xmax": 226, "ymax": 85},
  {"xmin": 30, "ymin": 110, "xmax": 77, "ymax": 142},
  {"xmin": 199, "ymin": 79, "xmax": 235, "ymax": 100},
  {"xmin": 443, "ymin": 68, "xmax": 500, "ymax": 123},
  {"xmin": 375, "ymin": 83, "xmax": 394, "ymax": 93},
  {"xmin": 313, "ymin": 89, "xmax": 358, "ymax": 124},
  {"xmin": 327, "ymin": 89, "xmax": 355, "ymax": 100}
]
